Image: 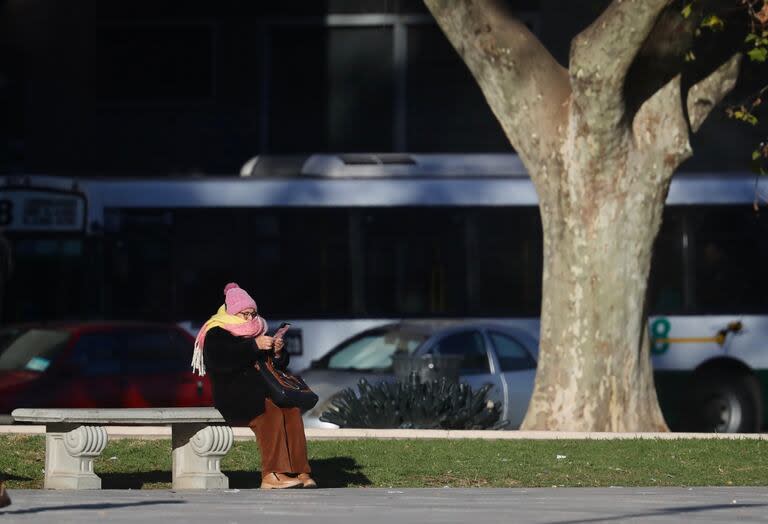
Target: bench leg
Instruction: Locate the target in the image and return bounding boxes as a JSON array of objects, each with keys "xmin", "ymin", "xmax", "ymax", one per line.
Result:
[
  {"xmin": 44, "ymin": 424, "xmax": 108, "ymax": 490},
  {"xmin": 172, "ymin": 424, "xmax": 233, "ymax": 489}
]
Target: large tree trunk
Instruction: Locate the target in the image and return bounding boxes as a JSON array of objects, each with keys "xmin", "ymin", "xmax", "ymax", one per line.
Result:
[
  {"xmin": 528, "ymin": 150, "xmax": 669, "ymax": 431},
  {"xmin": 424, "ymin": 0, "xmax": 741, "ymax": 431}
]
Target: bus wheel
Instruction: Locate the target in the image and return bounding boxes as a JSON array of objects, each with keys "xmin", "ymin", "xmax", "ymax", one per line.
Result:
[{"xmin": 688, "ymin": 373, "xmax": 762, "ymax": 433}]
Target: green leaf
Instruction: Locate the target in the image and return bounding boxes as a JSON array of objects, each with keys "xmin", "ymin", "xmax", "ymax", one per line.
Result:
[
  {"xmin": 753, "ymin": 150, "xmax": 762, "ymax": 161},
  {"xmin": 747, "ymin": 47, "xmax": 768, "ymax": 62},
  {"xmin": 701, "ymin": 14, "xmax": 724, "ymax": 30},
  {"xmin": 682, "ymin": 3, "xmax": 693, "ymax": 18},
  {"xmin": 745, "ymin": 33, "xmax": 758, "ymax": 43}
]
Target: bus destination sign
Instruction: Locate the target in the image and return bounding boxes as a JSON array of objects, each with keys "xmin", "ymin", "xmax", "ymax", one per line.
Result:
[{"xmin": 0, "ymin": 189, "xmax": 87, "ymax": 232}]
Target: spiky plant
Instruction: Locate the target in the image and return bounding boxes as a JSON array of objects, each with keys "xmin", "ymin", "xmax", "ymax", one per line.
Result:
[{"xmin": 319, "ymin": 376, "xmax": 507, "ymax": 430}]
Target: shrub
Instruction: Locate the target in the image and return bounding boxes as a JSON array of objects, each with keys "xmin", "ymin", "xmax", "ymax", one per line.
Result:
[{"xmin": 319, "ymin": 376, "xmax": 507, "ymax": 430}]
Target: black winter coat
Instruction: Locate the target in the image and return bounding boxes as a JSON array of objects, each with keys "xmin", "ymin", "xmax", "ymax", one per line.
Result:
[{"xmin": 203, "ymin": 327, "xmax": 290, "ymax": 425}]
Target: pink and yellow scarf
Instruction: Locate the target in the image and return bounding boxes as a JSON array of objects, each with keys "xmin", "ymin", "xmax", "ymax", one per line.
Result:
[{"xmin": 191, "ymin": 304, "xmax": 268, "ymax": 376}]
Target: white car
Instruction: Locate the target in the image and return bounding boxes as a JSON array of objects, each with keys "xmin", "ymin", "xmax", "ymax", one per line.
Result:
[{"xmin": 300, "ymin": 321, "xmax": 539, "ymax": 429}]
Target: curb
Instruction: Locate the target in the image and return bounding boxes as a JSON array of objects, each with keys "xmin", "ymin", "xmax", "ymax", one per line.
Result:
[{"xmin": 1, "ymin": 425, "xmax": 767, "ymax": 441}]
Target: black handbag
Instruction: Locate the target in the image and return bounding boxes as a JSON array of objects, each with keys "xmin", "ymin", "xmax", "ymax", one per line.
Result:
[{"xmin": 254, "ymin": 352, "xmax": 318, "ymax": 411}]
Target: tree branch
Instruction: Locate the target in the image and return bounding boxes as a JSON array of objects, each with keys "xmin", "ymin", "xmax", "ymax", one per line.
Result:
[
  {"xmin": 687, "ymin": 53, "xmax": 742, "ymax": 133},
  {"xmin": 423, "ymin": 0, "xmax": 570, "ymax": 169},
  {"xmin": 632, "ymin": 75, "xmax": 692, "ymax": 171},
  {"xmin": 570, "ymin": 0, "xmax": 671, "ymax": 131}
]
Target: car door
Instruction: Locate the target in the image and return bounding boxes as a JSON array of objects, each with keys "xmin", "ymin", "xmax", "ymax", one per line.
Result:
[
  {"xmin": 117, "ymin": 328, "xmax": 212, "ymax": 408},
  {"xmin": 486, "ymin": 330, "xmax": 537, "ymax": 428},
  {"xmin": 423, "ymin": 329, "xmax": 505, "ymax": 412},
  {"xmin": 58, "ymin": 331, "xmax": 124, "ymax": 408}
]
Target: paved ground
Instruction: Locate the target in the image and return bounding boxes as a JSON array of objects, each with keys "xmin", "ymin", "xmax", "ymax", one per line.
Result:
[{"xmin": 1, "ymin": 487, "xmax": 767, "ymax": 523}]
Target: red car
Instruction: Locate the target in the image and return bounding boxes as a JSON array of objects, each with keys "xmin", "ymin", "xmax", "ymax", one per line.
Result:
[{"xmin": 0, "ymin": 322, "xmax": 213, "ymax": 416}]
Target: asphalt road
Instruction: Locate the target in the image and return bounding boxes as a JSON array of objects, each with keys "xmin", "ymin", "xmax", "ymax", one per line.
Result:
[{"xmin": 1, "ymin": 487, "xmax": 767, "ymax": 523}]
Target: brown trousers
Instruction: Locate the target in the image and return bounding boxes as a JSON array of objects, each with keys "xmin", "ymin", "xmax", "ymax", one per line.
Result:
[{"xmin": 249, "ymin": 398, "xmax": 311, "ymax": 475}]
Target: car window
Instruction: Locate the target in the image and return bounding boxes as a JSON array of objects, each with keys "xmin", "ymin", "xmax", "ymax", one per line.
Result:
[
  {"xmin": 327, "ymin": 330, "xmax": 426, "ymax": 371},
  {"xmin": 0, "ymin": 329, "xmax": 70, "ymax": 372},
  {"xmin": 71, "ymin": 328, "xmax": 192, "ymax": 376},
  {"xmin": 70, "ymin": 333, "xmax": 122, "ymax": 376},
  {"xmin": 117, "ymin": 329, "xmax": 192, "ymax": 373},
  {"xmin": 0, "ymin": 328, "xmax": 22, "ymax": 355},
  {"xmin": 430, "ymin": 330, "xmax": 489, "ymax": 374},
  {"xmin": 489, "ymin": 331, "xmax": 536, "ymax": 371}
]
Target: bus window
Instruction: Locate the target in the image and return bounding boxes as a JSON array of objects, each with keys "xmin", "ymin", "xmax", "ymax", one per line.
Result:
[
  {"xmin": 467, "ymin": 207, "xmax": 542, "ymax": 316},
  {"xmin": 691, "ymin": 206, "xmax": 768, "ymax": 314},
  {"xmin": 105, "ymin": 209, "xmax": 173, "ymax": 321},
  {"xmin": 3, "ymin": 236, "xmax": 98, "ymax": 321},
  {"xmin": 361, "ymin": 208, "xmax": 467, "ymax": 316},
  {"xmin": 648, "ymin": 207, "xmax": 685, "ymax": 314},
  {"xmin": 271, "ymin": 209, "xmax": 350, "ymax": 317},
  {"xmin": 172, "ymin": 207, "xmax": 350, "ymax": 320}
]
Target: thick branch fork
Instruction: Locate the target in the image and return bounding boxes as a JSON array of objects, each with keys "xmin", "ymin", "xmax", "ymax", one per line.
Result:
[
  {"xmin": 422, "ymin": 0, "xmax": 570, "ymax": 168},
  {"xmin": 570, "ymin": 0, "xmax": 672, "ymax": 131}
]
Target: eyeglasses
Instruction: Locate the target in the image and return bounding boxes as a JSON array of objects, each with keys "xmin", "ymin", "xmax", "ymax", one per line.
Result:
[{"xmin": 238, "ymin": 311, "xmax": 258, "ymax": 319}]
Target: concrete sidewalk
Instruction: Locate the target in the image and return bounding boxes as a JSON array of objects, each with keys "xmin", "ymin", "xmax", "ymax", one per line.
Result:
[
  {"xmin": 2, "ymin": 487, "xmax": 768, "ymax": 524},
  {"xmin": 1, "ymin": 424, "xmax": 767, "ymax": 440}
]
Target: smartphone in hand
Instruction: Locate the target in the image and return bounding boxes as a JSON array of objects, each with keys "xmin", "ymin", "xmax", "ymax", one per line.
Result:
[{"xmin": 273, "ymin": 322, "xmax": 291, "ymax": 340}]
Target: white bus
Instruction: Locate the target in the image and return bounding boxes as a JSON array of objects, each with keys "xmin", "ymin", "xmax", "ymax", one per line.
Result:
[{"xmin": 2, "ymin": 154, "xmax": 767, "ymax": 432}]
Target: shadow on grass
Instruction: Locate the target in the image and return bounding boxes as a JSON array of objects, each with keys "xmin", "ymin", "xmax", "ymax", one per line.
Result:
[
  {"xmin": 101, "ymin": 471, "xmax": 171, "ymax": 489},
  {"xmin": 228, "ymin": 456, "xmax": 371, "ymax": 489},
  {"xmin": 99, "ymin": 457, "xmax": 370, "ymax": 489},
  {"xmin": 0, "ymin": 473, "xmax": 32, "ymax": 482},
  {"xmin": 309, "ymin": 456, "xmax": 371, "ymax": 487}
]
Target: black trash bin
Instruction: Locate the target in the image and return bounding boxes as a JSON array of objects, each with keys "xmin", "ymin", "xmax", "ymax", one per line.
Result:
[{"xmin": 391, "ymin": 353, "xmax": 462, "ymax": 384}]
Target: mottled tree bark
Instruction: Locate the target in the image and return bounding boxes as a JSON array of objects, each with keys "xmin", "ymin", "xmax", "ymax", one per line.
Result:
[{"xmin": 424, "ymin": 0, "xmax": 742, "ymax": 431}]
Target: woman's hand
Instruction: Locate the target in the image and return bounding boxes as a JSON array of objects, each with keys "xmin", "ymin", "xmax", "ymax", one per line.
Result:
[
  {"xmin": 274, "ymin": 338, "xmax": 285, "ymax": 353},
  {"xmin": 255, "ymin": 335, "xmax": 275, "ymax": 351}
]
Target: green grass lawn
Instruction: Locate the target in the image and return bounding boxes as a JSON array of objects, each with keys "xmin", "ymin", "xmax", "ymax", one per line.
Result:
[{"xmin": 2, "ymin": 436, "xmax": 767, "ymax": 489}]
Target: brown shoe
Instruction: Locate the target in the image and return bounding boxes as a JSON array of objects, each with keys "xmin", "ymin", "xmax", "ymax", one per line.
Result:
[
  {"xmin": 260, "ymin": 472, "xmax": 303, "ymax": 490},
  {"xmin": 0, "ymin": 483, "xmax": 10, "ymax": 508},
  {"xmin": 298, "ymin": 473, "xmax": 317, "ymax": 488}
]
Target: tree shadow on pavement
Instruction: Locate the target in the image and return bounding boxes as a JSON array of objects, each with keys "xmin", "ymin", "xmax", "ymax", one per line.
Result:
[
  {"xmin": 1, "ymin": 500, "xmax": 186, "ymax": 516},
  {"xmin": 547, "ymin": 502, "xmax": 768, "ymax": 524},
  {"xmin": 226, "ymin": 456, "xmax": 371, "ymax": 488}
]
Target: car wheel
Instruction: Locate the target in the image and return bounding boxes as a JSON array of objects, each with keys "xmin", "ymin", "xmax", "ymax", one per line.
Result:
[{"xmin": 686, "ymin": 373, "xmax": 762, "ymax": 433}]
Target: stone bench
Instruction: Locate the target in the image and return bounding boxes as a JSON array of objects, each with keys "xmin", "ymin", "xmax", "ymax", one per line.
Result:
[{"xmin": 11, "ymin": 407, "xmax": 235, "ymax": 490}]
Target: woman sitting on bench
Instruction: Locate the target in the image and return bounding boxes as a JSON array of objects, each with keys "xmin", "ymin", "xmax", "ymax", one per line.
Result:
[{"xmin": 191, "ymin": 283, "xmax": 316, "ymax": 490}]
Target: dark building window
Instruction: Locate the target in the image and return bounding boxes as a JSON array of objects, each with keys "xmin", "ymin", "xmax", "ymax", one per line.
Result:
[
  {"xmin": 92, "ymin": 24, "xmax": 215, "ymax": 100},
  {"xmin": 406, "ymin": 24, "xmax": 511, "ymax": 152},
  {"xmin": 268, "ymin": 26, "xmax": 394, "ymax": 153}
]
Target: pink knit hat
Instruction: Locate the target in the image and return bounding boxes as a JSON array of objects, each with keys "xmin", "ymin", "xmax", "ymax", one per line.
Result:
[{"xmin": 223, "ymin": 282, "xmax": 257, "ymax": 315}]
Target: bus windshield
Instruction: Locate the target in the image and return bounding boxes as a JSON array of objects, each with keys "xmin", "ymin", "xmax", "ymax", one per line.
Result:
[{"xmin": 0, "ymin": 328, "xmax": 70, "ymax": 372}]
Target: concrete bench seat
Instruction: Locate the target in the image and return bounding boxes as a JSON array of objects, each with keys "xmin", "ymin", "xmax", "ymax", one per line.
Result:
[{"xmin": 12, "ymin": 407, "xmax": 235, "ymax": 490}]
